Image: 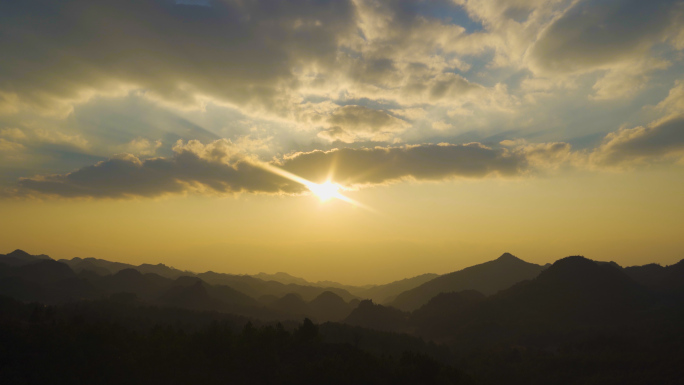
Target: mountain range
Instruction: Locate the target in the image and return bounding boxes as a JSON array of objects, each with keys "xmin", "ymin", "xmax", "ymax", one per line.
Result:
[
  {"xmin": 4, "ymin": 248, "xmax": 682, "ymax": 330},
  {"xmin": 2, "ymin": 248, "xmax": 684, "ymax": 384}
]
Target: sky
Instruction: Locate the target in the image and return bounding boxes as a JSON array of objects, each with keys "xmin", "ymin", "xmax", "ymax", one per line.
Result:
[{"xmin": 1, "ymin": 0, "xmax": 683, "ymax": 285}]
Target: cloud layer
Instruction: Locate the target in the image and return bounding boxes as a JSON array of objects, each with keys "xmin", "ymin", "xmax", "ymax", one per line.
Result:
[
  {"xmin": 0, "ymin": 0, "xmax": 356, "ymax": 116},
  {"xmin": 16, "ymin": 140, "xmax": 541, "ymax": 198},
  {"xmin": 16, "ymin": 97, "xmax": 684, "ymax": 199},
  {"xmin": 2, "ymin": 0, "xmax": 684, "ymax": 199}
]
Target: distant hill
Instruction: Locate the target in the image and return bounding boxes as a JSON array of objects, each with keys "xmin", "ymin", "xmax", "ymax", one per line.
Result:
[
  {"xmin": 411, "ymin": 256, "xmax": 654, "ymax": 345},
  {"xmin": 59, "ymin": 257, "xmax": 192, "ymax": 279},
  {"xmin": 46, "ymin": 252, "xmax": 369, "ymax": 302},
  {"xmin": 624, "ymin": 259, "xmax": 684, "ymax": 295},
  {"xmin": 0, "ymin": 259, "xmax": 99, "ymax": 303},
  {"xmin": 4, "ymin": 249, "xmax": 684, "ymax": 385},
  {"xmin": 136, "ymin": 263, "xmax": 190, "ymax": 279},
  {"xmin": 268, "ymin": 293, "xmax": 311, "ymax": 319},
  {"xmin": 344, "ymin": 300, "xmax": 409, "ymax": 333},
  {"xmin": 357, "ymin": 273, "xmax": 439, "ymax": 304},
  {"xmin": 60, "ymin": 257, "xmax": 137, "ymax": 275},
  {"xmin": 254, "ymin": 271, "xmax": 311, "ymax": 286},
  {"xmin": 95, "ymin": 268, "xmax": 171, "ymax": 300},
  {"xmin": 309, "ymin": 291, "xmax": 352, "ymax": 322},
  {"xmin": 57, "ymin": 255, "xmax": 362, "ymax": 304},
  {"xmin": 17, "ymin": 259, "xmax": 76, "ymax": 284},
  {"xmin": 0, "ymin": 249, "xmax": 52, "ymax": 266},
  {"xmin": 209, "ymin": 283, "xmax": 261, "ymax": 308},
  {"xmin": 390, "ymin": 253, "xmax": 545, "ymax": 311},
  {"xmin": 253, "ymin": 272, "xmax": 371, "ymax": 297},
  {"xmin": 64, "ymin": 258, "xmax": 111, "ymax": 276},
  {"xmin": 410, "ymin": 290, "xmax": 485, "ymax": 342},
  {"xmin": 156, "ymin": 278, "xmax": 222, "ymax": 311},
  {"xmin": 492, "ymin": 256, "xmax": 652, "ymax": 323},
  {"xmin": 197, "ymin": 270, "xmax": 358, "ymax": 302},
  {"xmin": 0, "ymin": 254, "xmax": 280, "ymax": 319},
  {"xmin": 312, "ymin": 280, "xmax": 374, "ymax": 295}
]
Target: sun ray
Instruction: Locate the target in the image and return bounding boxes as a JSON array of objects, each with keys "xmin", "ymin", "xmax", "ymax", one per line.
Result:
[{"xmin": 255, "ymin": 161, "xmax": 373, "ymax": 211}]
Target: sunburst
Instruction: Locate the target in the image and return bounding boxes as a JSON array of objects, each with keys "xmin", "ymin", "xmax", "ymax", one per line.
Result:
[
  {"xmin": 255, "ymin": 161, "xmax": 371, "ymax": 210},
  {"xmin": 307, "ymin": 181, "xmax": 343, "ymax": 202}
]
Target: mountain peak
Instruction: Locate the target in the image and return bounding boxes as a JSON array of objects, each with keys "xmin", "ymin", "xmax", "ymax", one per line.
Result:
[
  {"xmin": 8, "ymin": 249, "xmax": 31, "ymax": 258},
  {"xmin": 4, "ymin": 249, "xmax": 52, "ymax": 262},
  {"xmin": 549, "ymin": 255, "xmax": 593, "ymax": 269},
  {"xmin": 537, "ymin": 255, "xmax": 636, "ymax": 288},
  {"xmin": 496, "ymin": 252, "xmax": 520, "ymax": 262},
  {"xmin": 311, "ymin": 290, "xmax": 344, "ymax": 303}
]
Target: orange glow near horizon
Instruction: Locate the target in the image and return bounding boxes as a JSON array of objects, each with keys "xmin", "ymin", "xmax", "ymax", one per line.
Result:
[{"xmin": 2, "ymin": 168, "xmax": 682, "ymax": 286}]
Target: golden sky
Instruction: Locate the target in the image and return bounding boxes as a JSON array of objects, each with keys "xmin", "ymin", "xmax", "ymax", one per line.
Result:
[{"xmin": 1, "ymin": 0, "xmax": 683, "ymax": 284}]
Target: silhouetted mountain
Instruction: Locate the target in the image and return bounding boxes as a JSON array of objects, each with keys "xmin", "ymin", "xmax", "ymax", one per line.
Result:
[
  {"xmin": 313, "ymin": 280, "xmax": 374, "ymax": 296},
  {"xmin": 410, "ymin": 290, "xmax": 485, "ymax": 341},
  {"xmin": 624, "ymin": 259, "xmax": 684, "ymax": 296},
  {"xmin": 0, "ymin": 260, "xmax": 99, "ymax": 304},
  {"xmin": 358, "ymin": 273, "xmax": 439, "ymax": 304},
  {"xmin": 0, "ymin": 249, "xmax": 52, "ymax": 266},
  {"xmin": 244, "ymin": 272, "xmax": 371, "ymax": 296},
  {"xmin": 197, "ymin": 270, "xmax": 358, "ymax": 302},
  {"xmin": 254, "ymin": 271, "xmax": 311, "ymax": 286},
  {"xmin": 17, "ymin": 259, "xmax": 76, "ymax": 284},
  {"xmin": 660, "ymin": 259, "xmax": 684, "ymax": 294},
  {"xmin": 59, "ymin": 257, "xmax": 133, "ymax": 275},
  {"xmin": 258, "ymin": 294, "xmax": 279, "ymax": 305},
  {"xmin": 309, "ymin": 291, "xmax": 352, "ymax": 322},
  {"xmin": 514, "ymin": 256, "xmax": 651, "ymax": 321},
  {"xmin": 412, "ymin": 256, "xmax": 654, "ymax": 345},
  {"xmin": 156, "ymin": 279, "xmax": 223, "ymax": 311},
  {"xmin": 64, "ymin": 258, "xmax": 111, "ymax": 275},
  {"xmin": 53, "ymin": 254, "xmax": 365, "ymax": 306},
  {"xmin": 152, "ymin": 277, "xmax": 289, "ymax": 320},
  {"xmin": 59, "ymin": 257, "xmax": 193, "ymax": 279},
  {"xmin": 209, "ymin": 284, "xmax": 261, "ymax": 308},
  {"xmin": 3, "ymin": 248, "xmax": 684, "ymax": 384},
  {"xmin": 344, "ymin": 300, "xmax": 409, "ymax": 333},
  {"xmin": 95, "ymin": 268, "xmax": 172, "ymax": 300},
  {"xmin": 269, "ymin": 293, "xmax": 311, "ymax": 319},
  {"xmin": 136, "ymin": 263, "xmax": 191, "ymax": 279},
  {"xmin": 495, "ymin": 255, "xmax": 651, "ymax": 322},
  {"xmin": 390, "ymin": 253, "xmax": 545, "ymax": 311},
  {"xmin": 623, "ymin": 263, "xmax": 664, "ymax": 287}
]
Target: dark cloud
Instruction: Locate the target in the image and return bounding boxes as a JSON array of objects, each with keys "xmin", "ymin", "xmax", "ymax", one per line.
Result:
[
  {"xmin": 0, "ymin": 0, "xmax": 356, "ymax": 114},
  {"xmin": 16, "ymin": 141, "xmax": 538, "ymax": 198},
  {"xmin": 17, "ymin": 151, "xmax": 299, "ymax": 199},
  {"xmin": 591, "ymin": 115, "xmax": 684, "ymax": 166},
  {"xmin": 19, "ymin": 115, "xmax": 684, "ymax": 198},
  {"xmin": 529, "ymin": 0, "xmax": 682, "ymax": 74},
  {"xmin": 281, "ymin": 143, "xmax": 527, "ymax": 186}
]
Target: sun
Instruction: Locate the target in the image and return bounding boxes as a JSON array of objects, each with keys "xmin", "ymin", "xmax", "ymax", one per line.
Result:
[
  {"xmin": 255, "ymin": 162, "xmax": 372, "ymax": 210},
  {"xmin": 308, "ymin": 181, "xmax": 342, "ymax": 202}
]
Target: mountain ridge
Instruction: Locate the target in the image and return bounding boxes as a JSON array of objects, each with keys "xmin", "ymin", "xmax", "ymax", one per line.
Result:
[{"xmin": 389, "ymin": 252, "xmax": 546, "ymax": 311}]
